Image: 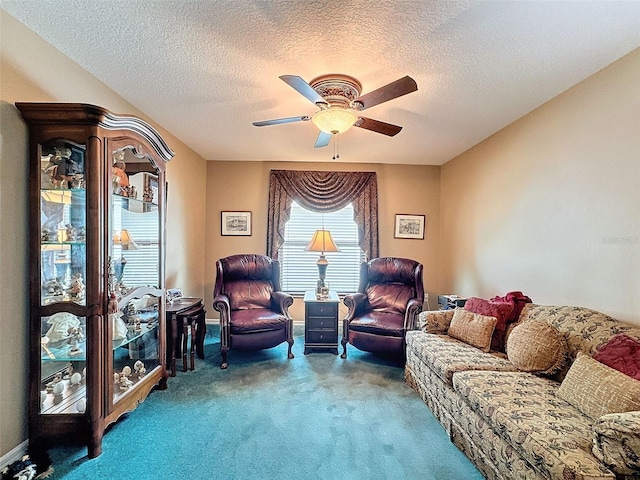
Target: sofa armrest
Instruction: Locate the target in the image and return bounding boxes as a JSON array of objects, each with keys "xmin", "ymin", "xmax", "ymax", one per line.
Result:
[
  {"xmin": 592, "ymin": 410, "xmax": 640, "ymax": 476},
  {"xmin": 418, "ymin": 309, "xmax": 455, "ymax": 334}
]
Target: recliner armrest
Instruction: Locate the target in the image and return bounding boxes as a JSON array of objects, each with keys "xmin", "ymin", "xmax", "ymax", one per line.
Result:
[
  {"xmin": 343, "ymin": 292, "xmax": 369, "ymax": 320},
  {"xmin": 271, "ymin": 291, "xmax": 294, "ymax": 316},
  {"xmin": 593, "ymin": 410, "xmax": 640, "ymax": 476},
  {"xmin": 212, "ymin": 294, "xmax": 230, "ymax": 326},
  {"xmin": 404, "ymin": 298, "xmax": 423, "ymax": 330}
]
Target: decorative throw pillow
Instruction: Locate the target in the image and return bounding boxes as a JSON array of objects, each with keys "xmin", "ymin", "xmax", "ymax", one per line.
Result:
[
  {"xmin": 419, "ymin": 310, "xmax": 454, "ymax": 334},
  {"xmin": 593, "ymin": 334, "xmax": 640, "ymax": 381},
  {"xmin": 464, "ymin": 297, "xmax": 514, "ymax": 351},
  {"xmin": 447, "ymin": 308, "xmax": 497, "ymax": 353},
  {"xmin": 558, "ymin": 352, "xmax": 640, "ymax": 420},
  {"xmin": 506, "ymin": 320, "xmax": 567, "ymax": 375}
]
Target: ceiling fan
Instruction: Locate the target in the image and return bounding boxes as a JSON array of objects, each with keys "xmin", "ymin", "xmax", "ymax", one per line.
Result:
[{"xmin": 253, "ymin": 74, "xmax": 418, "ymax": 148}]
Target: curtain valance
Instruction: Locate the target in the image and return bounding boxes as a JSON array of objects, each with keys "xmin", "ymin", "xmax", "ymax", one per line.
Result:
[{"xmin": 267, "ymin": 170, "xmax": 379, "ymax": 261}]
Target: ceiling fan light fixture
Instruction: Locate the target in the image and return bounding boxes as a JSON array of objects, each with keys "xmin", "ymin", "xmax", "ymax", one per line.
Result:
[{"xmin": 311, "ymin": 107, "xmax": 357, "ymax": 134}]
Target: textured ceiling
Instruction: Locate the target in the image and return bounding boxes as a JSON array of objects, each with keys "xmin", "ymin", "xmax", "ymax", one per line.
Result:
[{"xmin": 3, "ymin": 1, "xmax": 640, "ymax": 165}]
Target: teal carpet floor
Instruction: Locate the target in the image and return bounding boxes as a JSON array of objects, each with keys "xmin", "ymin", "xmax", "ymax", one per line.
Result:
[{"xmin": 46, "ymin": 325, "xmax": 483, "ymax": 480}]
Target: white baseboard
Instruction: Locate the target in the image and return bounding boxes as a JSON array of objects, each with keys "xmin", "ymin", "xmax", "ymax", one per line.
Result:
[{"xmin": 0, "ymin": 440, "xmax": 28, "ymax": 471}]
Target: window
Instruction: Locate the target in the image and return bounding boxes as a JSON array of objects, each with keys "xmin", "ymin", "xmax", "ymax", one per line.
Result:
[{"xmin": 279, "ymin": 201, "xmax": 365, "ymax": 294}]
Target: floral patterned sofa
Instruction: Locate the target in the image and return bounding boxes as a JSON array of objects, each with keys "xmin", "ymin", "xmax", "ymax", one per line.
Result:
[{"xmin": 405, "ymin": 303, "xmax": 640, "ymax": 480}]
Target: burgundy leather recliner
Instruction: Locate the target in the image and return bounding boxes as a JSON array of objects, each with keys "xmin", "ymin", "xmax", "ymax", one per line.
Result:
[
  {"xmin": 212, "ymin": 254, "xmax": 294, "ymax": 369},
  {"xmin": 341, "ymin": 257, "xmax": 424, "ymax": 360}
]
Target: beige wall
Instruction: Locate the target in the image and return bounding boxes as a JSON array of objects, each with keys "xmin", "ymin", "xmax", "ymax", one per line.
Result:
[
  {"xmin": 0, "ymin": 12, "xmax": 207, "ymax": 459},
  {"xmin": 440, "ymin": 47, "xmax": 640, "ymax": 324},
  {"xmin": 204, "ymin": 161, "xmax": 440, "ymax": 319}
]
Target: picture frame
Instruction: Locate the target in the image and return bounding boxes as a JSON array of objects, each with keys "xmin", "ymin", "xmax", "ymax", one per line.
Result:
[
  {"xmin": 394, "ymin": 214, "xmax": 425, "ymax": 239},
  {"xmin": 221, "ymin": 211, "xmax": 252, "ymax": 236}
]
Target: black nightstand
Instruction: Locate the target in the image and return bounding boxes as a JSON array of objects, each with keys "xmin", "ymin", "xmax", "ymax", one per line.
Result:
[{"xmin": 303, "ymin": 290, "xmax": 340, "ymax": 355}]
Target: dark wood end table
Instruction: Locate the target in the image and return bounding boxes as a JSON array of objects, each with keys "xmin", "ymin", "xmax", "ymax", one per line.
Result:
[
  {"xmin": 165, "ymin": 297, "xmax": 206, "ymax": 376},
  {"xmin": 303, "ymin": 290, "xmax": 340, "ymax": 355}
]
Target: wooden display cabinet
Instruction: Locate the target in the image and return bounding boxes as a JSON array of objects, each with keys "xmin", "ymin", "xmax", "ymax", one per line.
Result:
[{"xmin": 16, "ymin": 103, "xmax": 174, "ymax": 458}]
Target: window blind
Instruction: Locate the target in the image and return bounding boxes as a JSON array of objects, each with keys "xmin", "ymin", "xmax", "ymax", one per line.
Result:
[{"xmin": 279, "ymin": 201, "xmax": 364, "ymax": 294}]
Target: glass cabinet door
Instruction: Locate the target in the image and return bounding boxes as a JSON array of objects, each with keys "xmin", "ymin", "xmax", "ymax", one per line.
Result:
[
  {"xmin": 109, "ymin": 148, "xmax": 162, "ymax": 406},
  {"xmin": 38, "ymin": 139, "xmax": 88, "ymax": 415},
  {"xmin": 40, "ymin": 141, "xmax": 87, "ymax": 306}
]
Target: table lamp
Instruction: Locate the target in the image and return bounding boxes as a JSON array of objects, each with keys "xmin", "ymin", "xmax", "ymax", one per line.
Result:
[{"xmin": 305, "ymin": 229, "xmax": 340, "ymax": 298}]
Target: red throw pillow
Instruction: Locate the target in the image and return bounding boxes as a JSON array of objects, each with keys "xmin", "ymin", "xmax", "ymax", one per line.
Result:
[
  {"xmin": 464, "ymin": 297, "xmax": 514, "ymax": 352},
  {"xmin": 593, "ymin": 334, "xmax": 640, "ymax": 381}
]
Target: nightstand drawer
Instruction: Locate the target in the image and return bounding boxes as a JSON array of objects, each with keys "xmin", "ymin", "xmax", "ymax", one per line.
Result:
[
  {"xmin": 307, "ymin": 316, "xmax": 336, "ymax": 330},
  {"xmin": 306, "ymin": 329, "xmax": 338, "ymax": 343},
  {"xmin": 307, "ymin": 303, "xmax": 338, "ymax": 317}
]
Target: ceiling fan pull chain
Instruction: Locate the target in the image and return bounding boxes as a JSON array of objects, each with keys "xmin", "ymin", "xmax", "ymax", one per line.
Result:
[{"xmin": 332, "ymin": 134, "xmax": 340, "ymax": 160}]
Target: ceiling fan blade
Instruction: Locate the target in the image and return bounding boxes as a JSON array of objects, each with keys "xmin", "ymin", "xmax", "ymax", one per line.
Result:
[
  {"xmin": 253, "ymin": 116, "xmax": 310, "ymax": 127},
  {"xmin": 280, "ymin": 75, "xmax": 326, "ymax": 105},
  {"xmin": 314, "ymin": 130, "xmax": 332, "ymax": 148},
  {"xmin": 354, "ymin": 76, "xmax": 417, "ymax": 110},
  {"xmin": 356, "ymin": 117, "xmax": 403, "ymax": 136}
]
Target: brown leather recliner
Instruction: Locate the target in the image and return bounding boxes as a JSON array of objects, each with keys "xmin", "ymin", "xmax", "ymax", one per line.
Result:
[
  {"xmin": 341, "ymin": 257, "xmax": 424, "ymax": 360},
  {"xmin": 212, "ymin": 254, "xmax": 294, "ymax": 369}
]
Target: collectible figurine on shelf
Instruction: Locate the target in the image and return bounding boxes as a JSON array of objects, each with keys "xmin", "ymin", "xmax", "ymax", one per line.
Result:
[
  {"xmin": 65, "ymin": 224, "xmax": 77, "ymax": 241},
  {"xmin": 45, "ymin": 145, "xmax": 82, "ymax": 189},
  {"xmin": 119, "ymin": 366, "xmax": 133, "ymax": 390},
  {"xmin": 133, "ymin": 360, "xmax": 146, "ymax": 378},
  {"xmin": 67, "ymin": 273, "xmax": 85, "ymax": 301},
  {"xmin": 67, "ymin": 326, "xmax": 84, "ymax": 356},
  {"xmin": 62, "ymin": 362, "xmax": 73, "ymax": 380}
]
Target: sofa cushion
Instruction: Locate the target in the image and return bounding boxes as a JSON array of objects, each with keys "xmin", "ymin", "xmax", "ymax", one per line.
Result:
[
  {"xmin": 405, "ymin": 331, "xmax": 518, "ymax": 386},
  {"xmin": 453, "ymin": 370, "xmax": 616, "ymax": 480},
  {"xmin": 506, "ymin": 320, "xmax": 567, "ymax": 375},
  {"xmin": 593, "ymin": 333, "xmax": 640, "ymax": 380},
  {"xmin": 557, "ymin": 352, "xmax": 640, "ymax": 420},
  {"xmin": 464, "ymin": 297, "xmax": 514, "ymax": 351},
  {"xmin": 448, "ymin": 309, "xmax": 497, "ymax": 352}
]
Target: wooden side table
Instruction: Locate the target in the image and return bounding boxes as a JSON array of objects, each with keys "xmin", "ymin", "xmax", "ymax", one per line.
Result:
[
  {"xmin": 165, "ymin": 297, "xmax": 206, "ymax": 376},
  {"xmin": 303, "ymin": 290, "xmax": 340, "ymax": 355}
]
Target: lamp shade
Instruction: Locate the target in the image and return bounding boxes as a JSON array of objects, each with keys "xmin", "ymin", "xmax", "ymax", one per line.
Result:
[
  {"xmin": 113, "ymin": 229, "xmax": 139, "ymax": 250},
  {"xmin": 305, "ymin": 229, "xmax": 340, "ymax": 254},
  {"xmin": 311, "ymin": 107, "xmax": 357, "ymax": 134}
]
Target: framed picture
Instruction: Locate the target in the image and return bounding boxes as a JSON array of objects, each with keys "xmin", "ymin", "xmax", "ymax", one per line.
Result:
[
  {"xmin": 221, "ymin": 211, "xmax": 252, "ymax": 236},
  {"xmin": 394, "ymin": 214, "xmax": 425, "ymax": 239}
]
